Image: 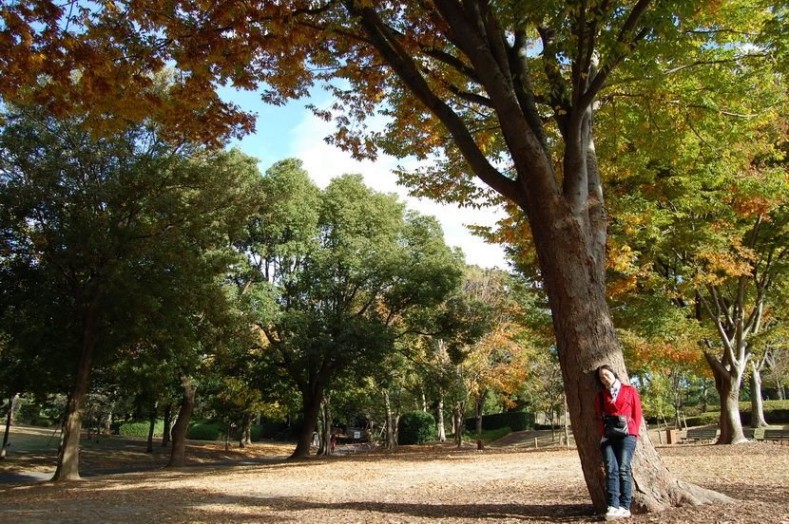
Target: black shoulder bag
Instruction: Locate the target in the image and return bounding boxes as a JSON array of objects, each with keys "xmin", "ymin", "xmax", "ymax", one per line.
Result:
[{"xmin": 603, "ymin": 415, "xmax": 629, "ymax": 439}]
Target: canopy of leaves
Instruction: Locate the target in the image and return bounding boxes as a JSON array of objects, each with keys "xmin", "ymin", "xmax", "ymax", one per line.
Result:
[
  {"xmin": 237, "ymin": 159, "xmax": 464, "ymax": 399},
  {"xmin": 0, "ymin": 105, "xmax": 262, "ymax": 395}
]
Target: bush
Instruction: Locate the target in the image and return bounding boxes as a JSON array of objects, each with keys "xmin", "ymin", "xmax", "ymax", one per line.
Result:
[
  {"xmin": 187, "ymin": 420, "xmax": 224, "ymax": 441},
  {"xmin": 118, "ymin": 420, "xmax": 164, "ymax": 438},
  {"xmin": 398, "ymin": 411, "xmax": 436, "ymax": 445}
]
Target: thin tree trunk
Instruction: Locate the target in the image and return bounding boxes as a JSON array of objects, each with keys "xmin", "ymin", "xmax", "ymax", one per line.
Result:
[
  {"xmin": 146, "ymin": 401, "xmax": 157, "ymax": 453},
  {"xmin": 750, "ymin": 362, "xmax": 768, "ymax": 428},
  {"xmin": 316, "ymin": 402, "xmax": 327, "ymax": 455},
  {"xmin": 161, "ymin": 403, "xmax": 172, "ymax": 447},
  {"xmin": 1, "ymin": 394, "xmax": 18, "ymax": 459},
  {"xmin": 53, "ymin": 307, "xmax": 98, "ymax": 481},
  {"xmin": 563, "ymin": 398, "xmax": 570, "ymax": 447},
  {"xmin": 475, "ymin": 392, "xmax": 484, "ymax": 435},
  {"xmin": 383, "ymin": 389, "xmax": 396, "ymax": 449},
  {"xmin": 671, "ymin": 371, "xmax": 683, "ymax": 429},
  {"xmin": 291, "ymin": 385, "xmax": 323, "ymax": 459},
  {"xmin": 317, "ymin": 396, "xmax": 332, "ymax": 456},
  {"xmin": 167, "ymin": 375, "xmax": 196, "ymax": 468},
  {"xmin": 453, "ymin": 402, "xmax": 464, "ymax": 448},
  {"xmin": 239, "ymin": 413, "xmax": 252, "ymax": 448},
  {"xmin": 100, "ymin": 399, "xmax": 114, "ymax": 436},
  {"xmin": 436, "ymin": 394, "xmax": 446, "ymax": 442}
]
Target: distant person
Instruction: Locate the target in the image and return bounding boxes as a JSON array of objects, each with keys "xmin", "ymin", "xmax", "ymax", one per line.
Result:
[{"xmin": 595, "ymin": 364, "xmax": 643, "ymax": 521}]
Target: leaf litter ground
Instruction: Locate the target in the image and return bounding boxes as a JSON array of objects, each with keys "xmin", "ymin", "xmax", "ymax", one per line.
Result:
[{"xmin": 1, "ymin": 425, "xmax": 787, "ymax": 523}]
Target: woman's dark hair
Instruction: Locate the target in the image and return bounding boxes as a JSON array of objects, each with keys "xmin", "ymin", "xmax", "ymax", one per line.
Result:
[{"xmin": 594, "ymin": 364, "xmax": 619, "ymax": 387}]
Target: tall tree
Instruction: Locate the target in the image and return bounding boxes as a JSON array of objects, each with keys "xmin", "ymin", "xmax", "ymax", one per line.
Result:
[
  {"xmin": 5, "ymin": 0, "xmax": 782, "ymax": 510},
  {"xmin": 0, "ymin": 106, "xmax": 261, "ymax": 479},
  {"xmin": 600, "ymin": 66, "xmax": 788, "ymax": 444},
  {"xmin": 240, "ymin": 160, "xmax": 463, "ymax": 458}
]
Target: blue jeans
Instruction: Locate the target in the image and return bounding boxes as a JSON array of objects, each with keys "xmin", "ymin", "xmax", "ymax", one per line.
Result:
[{"xmin": 600, "ymin": 435, "xmax": 637, "ymax": 509}]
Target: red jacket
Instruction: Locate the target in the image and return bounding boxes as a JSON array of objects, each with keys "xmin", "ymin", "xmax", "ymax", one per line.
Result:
[{"xmin": 595, "ymin": 383, "xmax": 643, "ymax": 438}]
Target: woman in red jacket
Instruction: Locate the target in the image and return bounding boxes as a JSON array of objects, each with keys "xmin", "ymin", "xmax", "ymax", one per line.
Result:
[{"xmin": 595, "ymin": 364, "xmax": 643, "ymax": 521}]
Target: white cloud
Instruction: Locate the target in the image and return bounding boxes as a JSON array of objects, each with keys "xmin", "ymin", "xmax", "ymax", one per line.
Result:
[{"xmin": 288, "ymin": 111, "xmax": 507, "ymax": 269}]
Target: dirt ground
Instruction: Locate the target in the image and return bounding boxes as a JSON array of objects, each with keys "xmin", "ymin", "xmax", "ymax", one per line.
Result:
[{"xmin": 1, "ymin": 426, "xmax": 788, "ymax": 524}]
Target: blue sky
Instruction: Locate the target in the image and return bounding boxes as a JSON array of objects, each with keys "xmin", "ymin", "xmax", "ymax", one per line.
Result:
[{"xmin": 219, "ymin": 87, "xmax": 507, "ymax": 269}]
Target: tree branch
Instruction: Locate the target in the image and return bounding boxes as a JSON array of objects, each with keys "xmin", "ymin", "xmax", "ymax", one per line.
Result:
[
  {"xmin": 579, "ymin": 0, "xmax": 652, "ymax": 110},
  {"xmin": 343, "ymin": 1, "xmax": 520, "ymax": 202}
]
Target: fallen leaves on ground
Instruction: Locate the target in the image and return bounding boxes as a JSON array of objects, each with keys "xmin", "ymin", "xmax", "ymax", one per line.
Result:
[{"xmin": 1, "ymin": 427, "xmax": 788, "ymax": 523}]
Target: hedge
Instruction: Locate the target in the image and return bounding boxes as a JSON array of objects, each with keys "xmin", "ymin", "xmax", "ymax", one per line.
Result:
[
  {"xmin": 685, "ymin": 404, "xmax": 789, "ymax": 427},
  {"xmin": 465, "ymin": 411, "xmax": 534, "ymax": 432},
  {"xmin": 118, "ymin": 420, "xmax": 164, "ymax": 438}
]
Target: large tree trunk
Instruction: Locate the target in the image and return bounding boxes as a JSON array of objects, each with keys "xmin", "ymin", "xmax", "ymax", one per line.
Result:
[
  {"xmin": 346, "ymin": 3, "xmax": 731, "ymax": 510},
  {"xmin": 167, "ymin": 375, "xmax": 196, "ymax": 467},
  {"xmin": 291, "ymin": 385, "xmax": 323, "ymax": 459},
  {"xmin": 704, "ymin": 352, "xmax": 748, "ymax": 444},
  {"xmin": 52, "ymin": 307, "xmax": 97, "ymax": 481},
  {"xmin": 526, "ymin": 185, "xmax": 731, "ymax": 513}
]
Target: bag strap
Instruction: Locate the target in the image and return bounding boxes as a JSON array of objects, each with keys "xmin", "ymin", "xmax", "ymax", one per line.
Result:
[{"xmin": 597, "ymin": 390, "xmax": 605, "ymax": 419}]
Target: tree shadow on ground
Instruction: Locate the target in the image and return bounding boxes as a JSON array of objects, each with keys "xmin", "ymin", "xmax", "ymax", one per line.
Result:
[{"xmin": 0, "ymin": 484, "xmax": 601, "ymax": 524}]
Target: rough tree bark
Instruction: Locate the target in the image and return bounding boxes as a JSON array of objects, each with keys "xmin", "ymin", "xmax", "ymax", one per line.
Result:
[
  {"xmin": 167, "ymin": 375, "xmax": 196, "ymax": 468},
  {"xmin": 52, "ymin": 306, "xmax": 98, "ymax": 481},
  {"xmin": 535, "ymin": 211, "xmax": 733, "ymax": 511},
  {"xmin": 291, "ymin": 383, "xmax": 323, "ymax": 458},
  {"xmin": 704, "ymin": 349, "xmax": 749, "ymax": 445}
]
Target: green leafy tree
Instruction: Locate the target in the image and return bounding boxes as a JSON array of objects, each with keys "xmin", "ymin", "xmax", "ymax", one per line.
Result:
[
  {"xmin": 240, "ymin": 160, "xmax": 463, "ymax": 457},
  {"xmin": 600, "ymin": 51, "xmax": 788, "ymax": 442},
  {"xmin": 0, "ymin": 106, "xmax": 260, "ymax": 478}
]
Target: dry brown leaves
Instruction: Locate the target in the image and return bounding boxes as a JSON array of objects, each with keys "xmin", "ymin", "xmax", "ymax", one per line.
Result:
[{"xmin": 1, "ymin": 429, "xmax": 788, "ymax": 524}]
